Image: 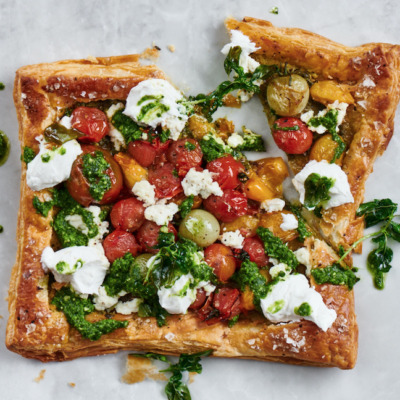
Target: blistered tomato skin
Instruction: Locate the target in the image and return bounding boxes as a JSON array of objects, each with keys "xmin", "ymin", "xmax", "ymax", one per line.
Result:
[
  {"xmin": 110, "ymin": 197, "xmax": 146, "ymax": 232},
  {"xmin": 206, "ymin": 155, "xmax": 244, "ymax": 190},
  {"xmin": 136, "ymin": 221, "xmax": 177, "ymax": 254},
  {"xmin": 71, "ymin": 107, "xmax": 109, "ymax": 143},
  {"xmin": 127, "ymin": 140, "xmax": 157, "ymax": 167},
  {"xmin": 204, "ymin": 243, "xmax": 236, "ymax": 282},
  {"xmin": 272, "ymin": 117, "xmax": 313, "ymax": 154},
  {"xmin": 203, "ymin": 189, "xmax": 248, "ymax": 223},
  {"xmin": 103, "ymin": 230, "xmax": 140, "ymax": 263},
  {"xmin": 66, "ymin": 145, "xmax": 123, "ymax": 207},
  {"xmin": 148, "ymin": 162, "xmax": 183, "ymax": 199},
  {"xmin": 189, "ymin": 288, "xmax": 207, "ymax": 310},
  {"xmin": 167, "ymin": 138, "xmax": 203, "ymax": 177},
  {"xmin": 242, "ymin": 237, "xmax": 269, "ymax": 267}
]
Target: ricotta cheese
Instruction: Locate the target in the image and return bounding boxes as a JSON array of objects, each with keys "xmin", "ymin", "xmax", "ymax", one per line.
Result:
[
  {"xmin": 27, "ymin": 139, "xmax": 82, "ymax": 191},
  {"xmin": 292, "ymin": 160, "xmax": 354, "ymax": 210},
  {"xmin": 260, "ymin": 274, "xmax": 337, "ymax": 332},
  {"xmin": 181, "ymin": 168, "xmax": 223, "ymax": 199},
  {"xmin": 108, "ymin": 127, "xmax": 126, "ymax": 151},
  {"xmin": 93, "ymin": 286, "xmax": 119, "ymax": 311},
  {"xmin": 280, "ymin": 213, "xmax": 298, "ymax": 231},
  {"xmin": 115, "ymin": 299, "xmax": 142, "ymax": 315},
  {"xmin": 227, "ymin": 133, "xmax": 244, "ymax": 148},
  {"xmin": 123, "ymin": 79, "xmax": 188, "ymax": 141},
  {"xmin": 294, "ymin": 247, "xmax": 313, "ymax": 276},
  {"xmin": 269, "ymin": 263, "xmax": 291, "ymax": 279},
  {"xmin": 144, "ymin": 202, "xmax": 179, "ymax": 226},
  {"xmin": 132, "ymin": 180, "xmax": 157, "ymax": 206},
  {"xmin": 106, "ymin": 102, "xmax": 124, "ymax": 119},
  {"xmin": 260, "ymin": 198, "xmax": 285, "ymax": 213},
  {"xmin": 59, "ymin": 115, "xmax": 72, "ymax": 130},
  {"xmin": 219, "ymin": 230, "xmax": 245, "ymax": 249},
  {"xmin": 41, "ymin": 245, "xmax": 110, "ymax": 295}
]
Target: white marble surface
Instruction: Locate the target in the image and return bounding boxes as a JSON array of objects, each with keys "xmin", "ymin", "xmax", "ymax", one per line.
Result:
[{"xmin": 1, "ymin": 0, "xmax": 400, "ymax": 399}]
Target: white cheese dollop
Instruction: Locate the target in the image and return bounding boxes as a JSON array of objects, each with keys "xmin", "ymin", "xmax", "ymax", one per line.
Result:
[
  {"xmin": 27, "ymin": 139, "xmax": 82, "ymax": 191},
  {"xmin": 219, "ymin": 230, "xmax": 245, "ymax": 249},
  {"xmin": 132, "ymin": 180, "xmax": 157, "ymax": 206},
  {"xmin": 292, "ymin": 160, "xmax": 354, "ymax": 210},
  {"xmin": 123, "ymin": 79, "xmax": 188, "ymax": 141},
  {"xmin": 260, "ymin": 274, "xmax": 337, "ymax": 332},
  {"xmin": 227, "ymin": 133, "xmax": 244, "ymax": 148},
  {"xmin": 181, "ymin": 168, "xmax": 223, "ymax": 199},
  {"xmin": 294, "ymin": 247, "xmax": 313, "ymax": 276},
  {"xmin": 115, "ymin": 299, "xmax": 143, "ymax": 315},
  {"xmin": 106, "ymin": 102, "xmax": 124, "ymax": 119},
  {"xmin": 59, "ymin": 115, "xmax": 72, "ymax": 130},
  {"xmin": 41, "ymin": 245, "xmax": 110, "ymax": 295},
  {"xmin": 144, "ymin": 202, "xmax": 179, "ymax": 226},
  {"xmin": 93, "ymin": 286, "xmax": 119, "ymax": 311},
  {"xmin": 280, "ymin": 213, "xmax": 298, "ymax": 231},
  {"xmin": 261, "ymin": 198, "xmax": 285, "ymax": 213}
]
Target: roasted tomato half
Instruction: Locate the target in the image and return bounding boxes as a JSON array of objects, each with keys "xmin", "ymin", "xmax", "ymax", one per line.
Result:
[
  {"xmin": 148, "ymin": 162, "xmax": 183, "ymax": 199},
  {"xmin": 166, "ymin": 138, "xmax": 203, "ymax": 177},
  {"xmin": 71, "ymin": 106, "xmax": 109, "ymax": 143},
  {"xmin": 136, "ymin": 221, "xmax": 177, "ymax": 254},
  {"xmin": 66, "ymin": 145, "xmax": 123, "ymax": 207},
  {"xmin": 206, "ymin": 155, "xmax": 244, "ymax": 190},
  {"xmin": 103, "ymin": 230, "xmax": 141, "ymax": 263},
  {"xmin": 110, "ymin": 197, "xmax": 146, "ymax": 232}
]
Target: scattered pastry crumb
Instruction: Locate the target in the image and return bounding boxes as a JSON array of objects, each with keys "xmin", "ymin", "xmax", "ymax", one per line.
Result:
[
  {"xmin": 86, "ymin": 55, "xmax": 99, "ymax": 64},
  {"xmin": 68, "ymin": 382, "xmax": 76, "ymax": 388},
  {"xmin": 122, "ymin": 355, "xmax": 167, "ymax": 384},
  {"xmin": 34, "ymin": 369, "xmax": 46, "ymax": 383},
  {"xmin": 151, "ymin": 41, "xmax": 161, "ymax": 51},
  {"xmin": 167, "ymin": 45, "xmax": 176, "ymax": 53},
  {"xmin": 0, "ymin": 315, "xmax": 3, "ymax": 319}
]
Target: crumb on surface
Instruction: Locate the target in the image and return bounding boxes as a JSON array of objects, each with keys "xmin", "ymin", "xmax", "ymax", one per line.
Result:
[
  {"xmin": 68, "ymin": 382, "xmax": 76, "ymax": 388},
  {"xmin": 34, "ymin": 369, "xmax": 46, "ymax": 383},
  {"xmin": 122, "ymin": 355, "xmax": 167, "ymax": 384},
  {"xmin": 168, "ymin": 45, "xmax": 176, "ymax": 53}
]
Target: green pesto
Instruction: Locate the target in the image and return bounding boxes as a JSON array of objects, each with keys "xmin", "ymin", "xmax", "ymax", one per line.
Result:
[
  {"xmin": 0, "ymin": 225, "xmax": 3, "ymax": 233},
  {"xmin": 111, "ymin": 110, "xmax": 142, "ymax": 144},
  {"xmin": 59, "ymin": 147, "xmax": 67, "ymax": 155},
  {"xmin": 137, "ymin": 100, "xmax": 170, "ymax": 124},
  {"xmin": 311, "ymin": 263, "xmax": 359, "ymax": 290},
  {"xmin": 304, "ymin": 173, "xmax": 334, "ymax": 210},
  {"xmin": 137, "ymin": 94, "xmax": 163, "ymax": 106},
  {"xmin": 290, "ymin": 205, "xmax": 312, "ymax": 241},
  {"xmin": 0, "ymin": 82, "xmax": 4, "ymax": 90},
  {"xmin": 21, "ymin": 146, "xmax": 36, "ymax": 164},
  {"xmin": 227, "ymin": 315, "xmax": 240, "ymax": 328},
  {"xmin": 267, "ymin": 300, "xmax": 285, "ymax": 314},
  {"xmin": 159, "ymin": 129, "xmax": 171, "ymax": 143},
  {"xmin": 272, "ymin": 124, "xmax": 299, "ymax": 131},
  {"xmin": 269, "ymin": 6, "xmax": 279, "ymax": 14},
  {"xmin": 55, "ymin": 260, "xmax": 79, "ymax": 275},
  {"xmin": 33, "ymin": 196, "xmax": 54, "ymax": 217},
  {"xmin": 41, "ymin": 153, "xmax": 51, "ymax": 163},
  {"xmin": 234, "ymin": 128, "xmax": 265, "ymax": 152},
  {"xmin": 294, "ymin": 302, "xmax": 312, "ymax": 316},
  {"xmin": 199, "ymin": 133, "xmax": 242, "ymax": 162},
  {"xmin": 256, "ymin": 227, "xmax": 298, "ymax": 270},
  {"xmin": 179, "ymin": 195, "xmax": 194, "ymax": 219},
  {"xmin": 184, "ymin": 141, "xmax": 196, "ymax": 151},
  {"xmin": 0, "ymin": 131, "xmax": 10, "ymax": 166},
  {"xmin": 82, "ymin": 151, "xmax": 111, "ymax": 202},
  {"xmin": 51, "ymin": 287, "xmax": 128, "ymax": 341}
]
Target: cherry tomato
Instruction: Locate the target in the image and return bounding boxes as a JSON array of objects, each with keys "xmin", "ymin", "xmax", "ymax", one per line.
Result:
[
  {"xmin": 127, "ymin": 140, "xmax": 157, "ymax": 167},
  {"xmin": 206, "ymin": 155, "xmax": 244, "ymax": 190},
  {"xmin": 167, "ymin": 138, "xmax": 203, "ymax": 177},
  {"xmin": 110, "ymin": 197, "xmax": 146, "ymax": 232},
  {"xmin": 103, "ymin": 230, "xmax": 140, "ymax": 263},
  {"xmin": 203, "ymin": 189, "xmax": 248, "ymax": 223},
  {"xmin": 242, "ymin": 237, "xmax": 269, "ymax": 267},
  {"xmin": 189, "ymin": 288, "xmax": 207, "ymax": 310},
  {"xmin": 136, "ymin": 221, "xmax": 177, "ymax": 253},
  {"xmin": 66, "ymin": 145, "xmax": 123, "ymax": 207},
  {"xmin": 152, "ymin": 138, "xmax": 171, "ymax": 165},
  {"xmin": 71, "ymin": 106, "xmax": 109, "ymax": 143},
  {"xmin": 204, "ymin": 243, "xmax": 236, "ymax": 282},
  {"xmin": 272, "ymin": 117, "xmax": 313, "ymax": 154},
  {"xmin": 148, "ymin": 162, "xmax": 183, "ymax": 198}
]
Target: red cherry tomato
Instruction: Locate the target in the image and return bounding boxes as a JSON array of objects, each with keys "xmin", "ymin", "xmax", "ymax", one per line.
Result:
[
  {"xmin": 206, "ymin": 155, "xmax": 244, "ymax": 190},
  {"xmin": 242, "ymin": 237, "xmax": 269, "ymax": 267},
  {"xmin": 71, "ymin": 107, "xmax": 109, "ymax": 143},
  {"xmin": 127, "ymin": 140, "xmax": 157, "ymax": 168},
  {"xmin": 136, "ymin": 221, "xmax": 177, "ymax": 254},
  {"xmin": 189, "ymin": 288, "xmax": 207, "ymax": 310},
  {"xmin": 66, "ymin": 145, "xmax": 123, "ymax": 207},
  {"xmin": 167, "ymin": 138, "xmax": 203, "ymax": 177},
  {"xmin": 103, "ymin": 230, "xmax": 140, "ymax": 263},
  {"xmin": 148, "ymin": 163, "xmax": 183, "ymax": 198},
  {"xmin": 272, "ymin": 117, "xmax": 313, "ymax": 154},
  {"xmin": 204, "ymin": 243, "xmax": 236, "ymax": 282},
  {"xmin": 203, "ymin": 189, "xmax": 248, "ymax": 223},
  {"xmin": 110, "ymin": 198, "xmax": 146, "ymax": 232}
]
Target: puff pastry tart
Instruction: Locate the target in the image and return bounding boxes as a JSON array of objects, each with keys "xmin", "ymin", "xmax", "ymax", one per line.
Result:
[
  {"xmin": 7, "ymin": 44, "xmax": 359, "ymax": 368},
  {"xmin": 225, "ymin": 17, "xmax": 400, "ymax": 253}
]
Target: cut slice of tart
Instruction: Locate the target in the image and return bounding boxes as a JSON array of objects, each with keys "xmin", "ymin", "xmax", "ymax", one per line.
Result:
[{"xmin": 225, "ymin": 17, "xmax": 400, "ymax": 253}]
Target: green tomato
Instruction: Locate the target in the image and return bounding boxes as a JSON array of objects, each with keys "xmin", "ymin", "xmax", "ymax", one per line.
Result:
[
  {"xmin": 133, "ymin": 253, "xmax": 153, "ymax": 277},
  {"xmin": 266, "ymin": 74, "xmax": 309, "ymax": 117},
  {"xmin": 179, "ymin": 210, "xmax": 220, "ymax": 248}
]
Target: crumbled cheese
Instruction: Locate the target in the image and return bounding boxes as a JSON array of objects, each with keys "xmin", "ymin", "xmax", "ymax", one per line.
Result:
[
  {"xmin": 292, "ymin": 160, "xmax": 354, "ymax": 210},
  {"xmin": 219, "ymin": 230, "xmax": 245, "ymax": 249},
  {"xmin": 106, "ymin": 102, "xmax": 124, "ymax": 119},
  {"xmin": 259, "ymin": 274, "xmax": 337, "ymax": 332},
  {"xmin": 93, "ymin": 286, "xmax": 119, "ymax": 311},
  {"xmin": 294, "ymin": 248, "xmax": 312, "ymax": 276},
  {"xmin": 227, "ymin": 133, "xmax": 244, "ymax": 148},
  {"xmin": 108, "ymin": 127, "xmax": 126, "ymax": 151},
  {"xmin": 115, "ymin": 299, "xmax": 142, "ymax": 315},
  {"xmin": 59, "ymin": 115, "xmax": 72, "ymax": 130},
  {"xmin": 280, "ymin": 213, "xmax": 298, "ymax": 231},
  {"xmin": 261, "ymin": 198, "xmax": 285, "ymax": 213},
  {"xmin": 27, "ymin": 139, "xmax": 82, "ymax": 191},
  {"xmin": 132, "ymin": 180, "xmax": 157, "ymax": 206},
  {"xmin": 65, "ymin": 214, "xmax": 88, "ymax": 234},
  {"xmin": 181, "ymin": 168, "xmax": 223, "ymax": 199},
  {"xmin": 41, "ymin": 245, "xmax": 110, "ymax": 295},
  {"xmin": 144, "ymin": 202, "xmax": 179, "ymax": 226},
  {"xmin": 123, "ymin": 79, "xmax": 188, "ymax": 141}
]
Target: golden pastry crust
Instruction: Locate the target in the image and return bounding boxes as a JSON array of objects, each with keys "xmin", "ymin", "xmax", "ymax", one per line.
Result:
[
  {"xmin": 7, "ymin": 53, "xmax": 357, "ymax": 369},
  {"xmin": 225, "ymin": 17, "xmax": 400, "ymax": 251}
]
